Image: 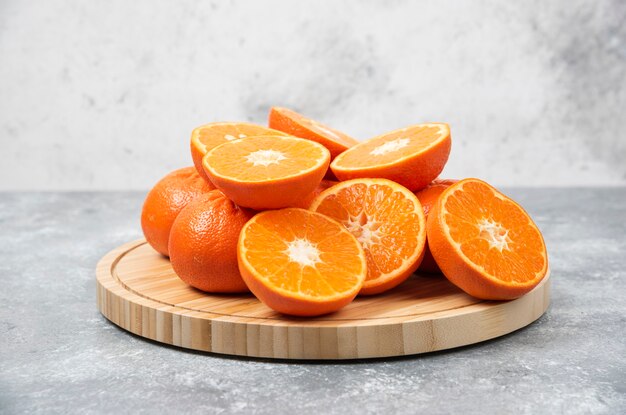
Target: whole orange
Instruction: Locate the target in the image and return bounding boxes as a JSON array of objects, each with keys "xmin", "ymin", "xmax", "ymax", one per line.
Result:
[
  {"xmin": 168, "ymin": 190, "xmax": 255, "ymax": 293},
  {"xmin": 141, "ymin": 167, "xmax": 214, "ymax": 256},
  {"xmin": 414, "ymin": 179, "xmax": 458, "ymax": 273}
]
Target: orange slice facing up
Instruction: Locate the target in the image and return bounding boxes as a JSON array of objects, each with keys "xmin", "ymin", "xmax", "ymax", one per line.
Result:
[
  {"xmin": 427, "ymin": 178, "xmax": 549, "ymax": 300},
  {"xmin": 310, "ymin": 178, "xmax": 427, "ymax": 295},
  {"xmin": 190, "ymin": 122, "xmax": 289, "ymax": 182},
  {"xmin": 268, "ymin": 107, "xmax": 359, "ymax": 159},
  {"xmin": 202, "ymin": 135, "xmax": 330, "ymax": 209},
  {"xmin": 330, "ymin": 123, "xmax": 451, "ymax": 192},
  {"xmin": 237, "ymin": 208, "xmax": 367, "ymax": 316}
]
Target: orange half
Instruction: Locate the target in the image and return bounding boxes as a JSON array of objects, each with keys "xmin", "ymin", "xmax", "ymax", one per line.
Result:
[
  {"xmin": 330, "ymin": 123, "xmax": 451, "ymax": 191},
  {"xmin": 237, "ymin": 208, "xmax": 367, "ymax": 316},
  {"xmin": 269, "ymin": 107, "xmax": 359, "ymax": 159},
  {"xmin": 427, "ymin": 178, "xmax": 548, "ymax": 300},
  {"xmin": 310, "ymin": 178, "xmax": 427, "ymax": 295},
  {"xmin": 202, "ymin": 135, "xmax": 330, "ymax": 209},
  {"xmin": 190, "ymin": 122, "xmax": 289, "ymax": 181}
]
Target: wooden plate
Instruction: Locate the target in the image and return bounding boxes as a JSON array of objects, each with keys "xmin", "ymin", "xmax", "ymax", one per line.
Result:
[{"xmin": 96, "ymin": 240, "xmax": 550, "ymax": 360}]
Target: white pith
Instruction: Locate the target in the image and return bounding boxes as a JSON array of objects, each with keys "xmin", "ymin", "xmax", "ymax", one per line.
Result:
[
  {"xmin": 224, "ymin": 133, "xmax": 247, "ymax": 141},
  {"xmin": 285, "ymin": 238, "xmax": 321, "ymax": 267},
  {"xmin": 345, "ymin": 212, "xmax": 382, "ymax": 250},
  {"xmin": 370, "ymin": 138, "xmax": 410, "ymax": 156},
  {"xmin": 477, "ymin": 217, "xmax": 512, "ymax": 252},
  {"xmin": 245, "ymin": 149, "xmax": 287, "ymax": 167}
]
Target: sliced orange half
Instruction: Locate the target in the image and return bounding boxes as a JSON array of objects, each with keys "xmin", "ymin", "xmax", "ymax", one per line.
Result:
[
  {"xmin": 202, "ymin": 135, "xmax": 330, "ymax": 210},
  {"xmin": 427, "ymin": 178, "xmax": 549, "ymax": 300},
  {"xmin": 268, "ymin": 107, "xmax": 359, "ymax": 159},
  {"xmin": 310, "ymin": 178, "xmax": 427, "ymax": 295},
  {"xmin": 190, "ymin": 122, "xmax": 289, "ymax": 181},
  {"xmin": 330, "ymin": 123, "xmax": 451, "ymax": 191},
  {"xmin": 237, "ymin": 208, "xmax": 367, "ymax": 316}
]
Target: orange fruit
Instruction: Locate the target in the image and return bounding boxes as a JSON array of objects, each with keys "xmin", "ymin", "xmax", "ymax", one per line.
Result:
[
  {"xmin": 293, "ymin": 179, "xmax": 339, "ymax": 209},
  {"xmin": 168, "ymin": 190, "xmax": 255, "ymax": 293},
  {"xmin": 202, "ymin": 135, "xmax": 330, "ymax": 210},
  {"xmin": 310, "ymin": 178, "xmax": 427, "ymax": 295},
  {"xmin": 190, "ymin": 122, "xmax": 289, "ymax": 182},
  {"xmin": 414, "ymin": 179, "xmax": 458, "ymax": 273},
  {"xmin": 268, "ymin": 107, "xmax": 359, "ymax": 159},
  {"xmin": 237, "ymin": 208, "xmax": 366, "ymax": 316},
  {"xmin": 330, "ymin": 123, "xmax": 451, "ymax": 191},
  {"xmin": 141, "ymin": 167, "xmax": 215, "ymax": 256},
  {"xmin": 427, "ymin": 178, "xmax": 548, "ymax": 300}
]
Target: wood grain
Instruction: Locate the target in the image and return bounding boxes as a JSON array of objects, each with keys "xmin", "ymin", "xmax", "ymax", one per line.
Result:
[{"xmin": 96, "ymin": 240, "xmax": 550, "ymax": 360}]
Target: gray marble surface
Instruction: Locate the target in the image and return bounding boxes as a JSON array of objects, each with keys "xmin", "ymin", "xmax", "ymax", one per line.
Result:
[{"xmin": 0, "ymin": 189, "xmax": 625, "ymax": 414}]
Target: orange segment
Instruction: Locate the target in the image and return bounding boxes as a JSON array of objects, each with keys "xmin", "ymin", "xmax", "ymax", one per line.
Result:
[
  {"xmin": 310, "ymin": 178, "xmax": 426, "ymax": 295},
  {"xmin": 190, "ymin": 122, "xmax": 289, "ymax": 181},
  {"xmin": 330, "ymin": 123, "xmax": 451, "ymax": 191},
  {"xmin": 202, "ymin": 135, "xmax": 330, "ymax": 209},
  {"xmin": 427, "ymin": 178, "xmax": 548, "ymax": 300},
  {"xmin": 269, "ymin": 107, "xmax": 359, "ymax": 159},
  {"xmin": 237, "ymin": 208, "xmax": 366, "ymax": 316}
]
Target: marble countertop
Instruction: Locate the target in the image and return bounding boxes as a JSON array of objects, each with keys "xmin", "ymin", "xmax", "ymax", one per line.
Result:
[{"xmin": 1, "ymin": 189, "xmax": 624, "ymax": 414}]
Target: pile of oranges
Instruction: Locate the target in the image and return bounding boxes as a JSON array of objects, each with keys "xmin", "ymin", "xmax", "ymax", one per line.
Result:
[{"xmin": 141, "ymin": 107, "xmax": 548, "ymax": 316}]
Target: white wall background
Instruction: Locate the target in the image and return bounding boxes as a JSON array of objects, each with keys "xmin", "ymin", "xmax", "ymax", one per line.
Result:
[{"xmin": 1, "ymin": 0, "xmax": 624, "ymax": 190}]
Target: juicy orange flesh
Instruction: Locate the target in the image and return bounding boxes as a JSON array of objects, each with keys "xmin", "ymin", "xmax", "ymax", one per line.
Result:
[
  {"xmin": 242, "ymin": 209, "xmax": 365, "ymax": 298},
  {"xmin": 314, "ymin": 183, "xmax": 422, "ymax": 282},
  {"xmin": 335, "ymin": 125, "xmax": 445, "ymax": 167},
  {"xmin": 205, "ymin": 136, "xmax": 326, "ymax": 181},
  {"xmin": 276, "ymin": 107, "xmax": 358, "ymax": 147},
  {"xmin": 193, "ymin": 123, "xmax": 287, "ymax": 154},
  {"xmin": 443, "ymin": 181, "xmax": 546, "ymax": 283}
]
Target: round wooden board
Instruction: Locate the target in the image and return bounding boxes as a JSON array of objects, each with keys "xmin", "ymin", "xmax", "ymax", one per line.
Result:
[{"xmin": 96, "ymin": 240, "xmax": 550, "ymax": 360}]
